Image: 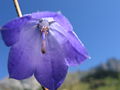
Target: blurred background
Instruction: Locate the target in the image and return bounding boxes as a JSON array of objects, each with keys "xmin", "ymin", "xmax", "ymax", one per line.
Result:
[{"xmin": 0, "ymin": 0, "xmax": 120, "ymax": 90}]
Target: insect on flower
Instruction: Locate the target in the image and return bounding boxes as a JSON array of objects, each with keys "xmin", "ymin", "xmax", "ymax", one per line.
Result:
[{"xmin": 0, "ymin": 11, "xmax": 90, "ymax": 90}]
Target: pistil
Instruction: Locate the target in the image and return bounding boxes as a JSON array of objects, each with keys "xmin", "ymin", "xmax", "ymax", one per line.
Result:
[{"xmin": 40, "ymin": 26, "xmax": 49, "ymax": 54}]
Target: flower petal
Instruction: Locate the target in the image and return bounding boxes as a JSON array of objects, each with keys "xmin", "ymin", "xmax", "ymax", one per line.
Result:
[
  {"xmin": 31, "ymin": 11, "xmax": 73, "ymax": 32},
  {"xmin": 8, "ymin": 22, "xmax": 40, "ymax": 80},
  {"xmin": 1, "ymin": 16, "xmax": 31, "ymax": 46},
  {"xmin": 50, "ymin": 23, "xmax": 89, "ymax": 66},
  {"xmin": 34, "ymin": 34, "xmax": 68, "ymax": 90}
]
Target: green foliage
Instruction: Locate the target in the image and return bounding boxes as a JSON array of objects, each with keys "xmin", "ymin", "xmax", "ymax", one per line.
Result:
[
  {"xmin": 38, "ymin": 88, "xmax": 43, "ymax": 90},
  {"xmin": 58, "ymin": 72, "xmax": 120, "ymax": 90}
]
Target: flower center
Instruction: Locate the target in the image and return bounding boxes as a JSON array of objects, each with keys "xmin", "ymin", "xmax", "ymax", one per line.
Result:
[
  {"xmin": 37, "ymin": 19, "xmax": 50, "ymax": 54},
  {"xmin": 37, "ymin": 19, "xmax": 49, "ymax": 54},
  {"xmin": 37, "ymin": 19, "xmax": 55, "ymax": 54},
  {"xmin": 41, "ymin": 26, "xmax": 49, "ymax": 54}
]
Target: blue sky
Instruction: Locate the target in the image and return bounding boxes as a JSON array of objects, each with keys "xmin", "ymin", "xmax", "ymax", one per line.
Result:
[{"xmin": 0, "ymin": 0, "xmax": 120, "ymax": 79}]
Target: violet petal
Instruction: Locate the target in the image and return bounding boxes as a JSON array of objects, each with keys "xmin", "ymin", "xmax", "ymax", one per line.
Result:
[
  {"xmin": 1, "ymin": 16, "xmax": 31, "ymax": 46},
  {"xmin": 50, "ymin": 23, "xmax": 89, "ymax": 66},
  {"xmin": 8, "ymin": 22, "xmax": 40, "ymax": 79},
  {"xmin": 31, "ymin": 11, "xmax": 73, "ymax": 32},
  {"xmin": 34, "ymin": 34, "xmax": 68, "ymax": 90}
]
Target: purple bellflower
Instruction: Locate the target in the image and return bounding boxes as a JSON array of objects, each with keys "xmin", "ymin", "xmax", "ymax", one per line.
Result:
[{"xmin": 1, "ymin": 12, "xmax": 90, "ymax": 90}]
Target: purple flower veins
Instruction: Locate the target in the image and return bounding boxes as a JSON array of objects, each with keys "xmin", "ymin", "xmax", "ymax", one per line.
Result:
[{"xmin": 0, "ymin": 11, "xmax": 90, "ymax": 90}]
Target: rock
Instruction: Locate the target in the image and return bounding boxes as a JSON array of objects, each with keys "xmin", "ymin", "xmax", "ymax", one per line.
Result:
[{"xmin": 0, "ymin": 76, "xmax": 41, "ymax": 90}]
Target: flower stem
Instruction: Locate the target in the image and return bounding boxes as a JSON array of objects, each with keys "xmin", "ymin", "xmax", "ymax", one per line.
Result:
[{"xmin": 13, "ymin": 0, "xmax": 22, "ymax": 17}]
